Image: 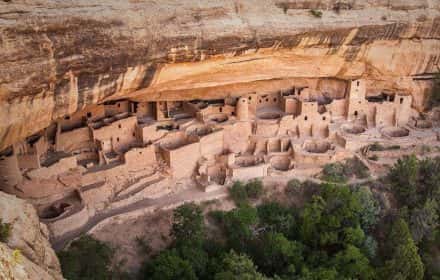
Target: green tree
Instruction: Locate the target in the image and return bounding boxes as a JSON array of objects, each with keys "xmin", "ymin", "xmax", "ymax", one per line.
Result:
[
  {"xmin": 354, "ymin": 186, "xmax": 380, "ymax": 231},
  {"xmin": 300, "ymin": 184, "xmax": 364, "ymax": 249},
  {"xmin": 382, "ymin": 218, "xmax": 424, "ymax": 280},
  {"xmin": 257, "ymin": 202, "xmax": 295, "ymax": 236},
  {"xmin": 321, "ymin": 163, "xmax": 347, "ymax": 183},
  {"xmin": 177, "ymin": 244, "xmax": 208, "ymax": 277},
  {"xmin": 214, "ymin": 251, "xmax": 269, "ymax": 280},
  {"xmin": 300, "ymin": 195, "xmax": 326, "ymax": 247},
  {"xmin": 58, "ymin": 235, "xmax": 114, "ymax": 280},
  {"xmin": 342, "ymin": 225, "xmax": 365, "ymax": 247},
  {"xmin": 245, "ymin": 179, "xmax": 264, "ymax": 199},
  {"xmin": 222, "ymin": 205, "xmax": 259, "ymax": 252},
  {"xmin": 388, "ymin": 155, "xmax": 419, "ymax": 208},
  {"xmin": 409, "ymin": 199, "xmax": 439, "ymax": 243},
  {"xmin": 229, "ymin": 181, "xmax": 249, "ymax": 206},
  {"xmin": 252, "ymin": 232, "xmax": 303, "ymax": 277},
  {"xmin": 299, "ymin": 267, "xmax": 339, "ymax": 280},
  {"xmin": 362, "ymin": 235, "xmax": 378, "ymax": 260},
  {"xmin": 171, "ymin": 203, "xmax": 205, "ymax": 247},
  {"xmin": 333, "ymin": 245, "xmax": 376, "ymax": 280},
  {"xmin": 141, "ymin": 249, "xmax": 197, "ymax": 280},
  {"xmin": 418, "ymin": 157, "xmax": 440, "ymax": 204}
]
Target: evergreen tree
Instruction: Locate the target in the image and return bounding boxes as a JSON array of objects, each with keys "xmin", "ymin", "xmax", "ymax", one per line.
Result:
[
  {"xmin": 58, "ymin": 235, "xmax": 114, "ymax": 280},
  {"xmin": 171, "ymin": 202, "xmax": 205, "ymax": 247},
  {"xmin": 141, "ymin": 249, "xmax": 197, "ymax": 280},
  {"xmin": 214, "ymin": 251, "xmax": 269, "ymax": 280},
  {"xmin": 388, "ymin": 155, "xmax": 419, "ymax": 208},
  {"xmin": 382, "ymin": 219, "xmax": 424, "ymax": 280}
]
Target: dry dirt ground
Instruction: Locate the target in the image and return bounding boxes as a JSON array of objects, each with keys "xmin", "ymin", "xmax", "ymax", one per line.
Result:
[
  {"xmin": 92, "ymin": 208, "xmax": 174, "ymax": 272},
  {"xmin": 90, "ymin": 144, "xmax": 440, "ymax": 274},
  {"xmin": 91, "ymin": 195, "xmax": 236, "ymax": 273}
]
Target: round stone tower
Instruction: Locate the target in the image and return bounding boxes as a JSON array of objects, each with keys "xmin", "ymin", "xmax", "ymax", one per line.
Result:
[{"xmin": 236, "ymin": 97, "xmax": 249, "ymax": 121}]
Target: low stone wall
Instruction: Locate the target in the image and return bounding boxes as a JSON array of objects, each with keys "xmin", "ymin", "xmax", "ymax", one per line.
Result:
[
  {"xmin": 109, "ymin": 177, "xmax": 170, "ymax": 210},
  {"xmin": 47, "ymin": 205, "xmax": 90, "ymax": 239},
  {"xmin": 56, "ymin": 126, "xmax": 92, "ymax": 153},
  {"xmin": 27, "ymin": 156, "xmax": 77, "ymax": 179},
  {"xmin": 81, "ymin": 182, "xmax": 114, "ymax": 211},
  {"xmin": 231, "ymin": 164, "xmax": 269, "ymax": 181},
  {"xmin": 88, "ymin": 189, "xmax": 229, "ymax": 236}
]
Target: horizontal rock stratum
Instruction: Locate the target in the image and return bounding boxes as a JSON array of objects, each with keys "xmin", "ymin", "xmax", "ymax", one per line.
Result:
[{"xmin": 1, "ymin": 0, "xmax": 440, "ymax": 150}]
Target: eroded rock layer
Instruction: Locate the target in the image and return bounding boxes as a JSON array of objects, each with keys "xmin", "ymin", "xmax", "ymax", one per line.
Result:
[
  {"xmin": 0, "ymin": 191, "xmax": 63, "ymax": 279},
  {"xmin": 1, "ymin": 0, "xmax": 440, "ymax": 150}
]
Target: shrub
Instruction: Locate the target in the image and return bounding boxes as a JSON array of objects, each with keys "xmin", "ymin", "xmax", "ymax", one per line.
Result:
[
  {"xmin": 229, "ymin": 180, "xmax": 264, "ymax": 205},
  {"xmin": 245, "ymin": 179, "xmax": 264, "ymax": 199},
  {"xmin": 286, "ymin": 179, "xmax": 302, "ymax": 194},
  {"xmin": 345, "ymin": 157, "xmax": 369, "ymax": 179},
  {"xmin": 309, "ymin": 9, "xmax": 323, "ymax": 18},
  {"xmin": 321, "ymin": 162, "xmax": 347, "ymax": 183},
  {"xmin": 171, "ymin": 203, "xmax": 205, "ymax": 247},
  {"xmin": 135, "ymin": 236, "xmax": 152, "ymax": 256},
  {"xmin": 382, "ymin": 219, "xmax": 424, "ymax": 280},
  {"xmin": 354, "ymin": 186, "xmax": 380, "ymax": 231},
  {"xmin": 0, "ymin": 219, "xmax": 11, "ymax": 242},
  {"xmin": 321, "ymin": 158, "xmax": 369, "ymax": 183},
  {"xmin": 58, "ymin": 235, "xmax": 115, "ymax": 280},
  {"xmin": 209, "ymin": 210, "xmax": 226, "ymax": 224},
  {"xmin": 388, "ymin": 155, "xmax": 419, "ymax": 208},
  {"xmin": 229, "ymin": 181, "xmax": 248, "ymax": 205},
  {"xmin": 141, "ymin": 249, "xmax": 197, "ymax": 280}
]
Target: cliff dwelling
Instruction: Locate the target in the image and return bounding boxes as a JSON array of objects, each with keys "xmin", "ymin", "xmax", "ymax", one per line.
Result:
[
  {"xmin": 0, "ymin": 0, "xmax": 440, "ymax": 278},
  {"xmin": 0, "ymin": 76, "xmax": 439, "ymax": 245}
]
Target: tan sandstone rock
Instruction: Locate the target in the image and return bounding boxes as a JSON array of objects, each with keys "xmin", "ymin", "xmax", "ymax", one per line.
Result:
[
  {"xmin": 0, "ymin": 192, "xmax": 63, "ymax": 280},
  {"xmin": 0, "ymin": 0, "xmax": 439, "ymax": 150}
]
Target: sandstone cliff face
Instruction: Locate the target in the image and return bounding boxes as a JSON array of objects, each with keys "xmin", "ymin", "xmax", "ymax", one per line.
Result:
[
  {"xmin": 0, "ymin": 242, "xmax": 59, "ymax": 280},
  {"xmin": 1, "ymin": 0, "xmax": 440, "ymax": 150},
  {"xmin": 0, "ymin": 192, "xmax": 63, "ymax": 279}
]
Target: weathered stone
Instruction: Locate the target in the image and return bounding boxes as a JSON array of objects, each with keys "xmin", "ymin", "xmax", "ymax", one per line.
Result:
[
  {"xmin": 0, "ymin": 192, "xmax": 63, "ymax": 279},
  {"xmin": 0, "ymin": 0, "xmax": 439, "ymax": 150}
]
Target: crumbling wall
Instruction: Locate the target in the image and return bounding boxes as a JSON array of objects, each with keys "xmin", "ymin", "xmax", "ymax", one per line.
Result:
[
  {"xmin": 56, "ymin": 126, "xmax": 92, "ymax": 152},
  {"xmin": 27, "ymin": 156, "xmax": 77, "ymax": 179},
  {"xmin": 92, "ymin": 116, "xmax": 137, "ymax": 152},
  {"xmin": 162, "ymin": 141, "xmax": 201, "ymax": 179},
  {"xmin": 223, "ymin": 122, "xmax": 252, "ymax": 153},
  {"xmin": 124, "ymin": 145, "xmax": 157, "ymax": 170},
  {"xmin": 199, "ymin": 130, "xmax": 224, "ymax": 157},
  {"xmin": 104, "ymin": 100, "xmax": 130, "ymax": 117}
]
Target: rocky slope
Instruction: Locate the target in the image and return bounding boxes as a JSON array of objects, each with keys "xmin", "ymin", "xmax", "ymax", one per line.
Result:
[
  {"xmin": 0, "ymin": 192, "xmax": 63, "ymax": 279},
  {"xmin": 1, "ymin": 0, "xmax": 440, "ymax": 150}
]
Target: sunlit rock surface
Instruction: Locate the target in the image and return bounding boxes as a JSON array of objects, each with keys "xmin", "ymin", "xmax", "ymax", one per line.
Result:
[
  {"xmin": 0, "ymin": 192, "xmax": 63, "ymax": 279},
  {"xmin": 0, "ymin": 0, "xmax": 439, "ymax": 150}
]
